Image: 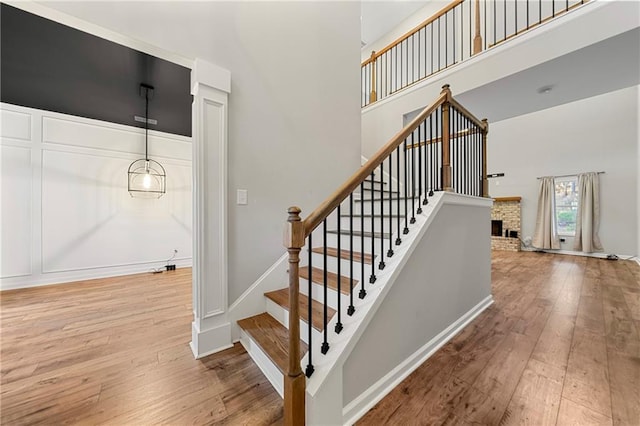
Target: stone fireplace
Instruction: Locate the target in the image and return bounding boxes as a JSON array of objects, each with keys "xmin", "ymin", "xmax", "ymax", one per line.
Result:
[{"xmin": 491, "ymin": 196, "xmax": 521, "ymax": 251}]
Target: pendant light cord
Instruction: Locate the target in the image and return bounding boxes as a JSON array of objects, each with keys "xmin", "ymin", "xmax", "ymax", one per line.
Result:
[{"xmin": 145, "ymin": 87, "xmax": 149, "ymax": 162}]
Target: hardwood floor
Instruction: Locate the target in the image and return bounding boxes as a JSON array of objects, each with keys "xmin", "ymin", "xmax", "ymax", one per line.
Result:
[
  {"xmin": 0, "ymin": 269, "xmax": 284, "ymax": 425},
  {"xmin": 1, "ymin": 252, "xmax": 638, "ymax": 425},
  {"xmin": 359, "ymin": 252, "xmax": 640, "ymax": 426}
]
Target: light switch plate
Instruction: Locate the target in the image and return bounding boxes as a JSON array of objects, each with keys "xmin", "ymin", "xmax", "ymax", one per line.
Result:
[{"xmin": 237, "ymin": 189, "xmax": 248, "ymax": 205}]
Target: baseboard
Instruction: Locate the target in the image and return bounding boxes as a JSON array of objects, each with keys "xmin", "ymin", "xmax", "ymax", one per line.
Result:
[
  {"xmin": 521, "ymin": 247, "xmax": 637, "ymax": 261},
  {"xmin": 0, "ymin": 258, "xmax": 193, "ymax": 291},
  {"xmin": 190, "ymin": 321, "xmax": 232, "ymax": 359},
  {"xmin": 342, "ymin": 295, "xmax": 494, "ymax": 426},
  {"xmin": 228, "ymin": 252, "xmax": 288, "ymax": 340}
]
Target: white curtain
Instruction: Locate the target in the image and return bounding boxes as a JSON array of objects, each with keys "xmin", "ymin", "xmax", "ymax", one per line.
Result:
[
  {"xmin": 532, "ymin": 177, "xmax": 560, "ymax": 249},
  {"xmin": 574, "ymin": 172, "xmax": 603, "ymax": 252}
]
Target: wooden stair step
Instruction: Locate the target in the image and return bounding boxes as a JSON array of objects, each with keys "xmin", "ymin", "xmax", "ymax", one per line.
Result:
[
  {"xmin": 327, "ymin": 229, "xmax": 391, "ymax": 239},
  {"xmin": 264, "ymin": 288, "xmax": 335, "ymax": 332},
  {"xmin": 299, "ymin": 267, "xmax": 353, "ymax": 295},
  {"xmin": 311, "ymin": 247, "xmax": 373, "ymax": 265},
  {"xmin": 364, "ymin": 178, "xmax": 386, "ymax": 185},
  {"xmin": 355, "ymin": 196, "xmax": 412, "ymax": 202},
  {"xmin": 357, "ymin": 188, "xmax": 399, "ymax": 194},
  {"xmin": 340, "ymin": 213, "xmax": 402, "ymax": 218},
  {"xmin": 237, "ymin": 313, "xmax": 308, "ymax": 375}
]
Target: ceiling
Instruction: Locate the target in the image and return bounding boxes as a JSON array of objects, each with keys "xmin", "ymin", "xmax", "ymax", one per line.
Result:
[
  {"xmin": 455, "ymin": 27, "xmax": 640, "ymax": 124},
  {"xmin": 361, "ymin": 1, "xmax": 428, "ymax": 47}
]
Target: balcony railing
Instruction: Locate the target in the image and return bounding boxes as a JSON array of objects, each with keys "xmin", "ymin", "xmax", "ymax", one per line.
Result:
[{"xmin": 361, "ymin": 0, "xmax": 589, "ymax": 107}]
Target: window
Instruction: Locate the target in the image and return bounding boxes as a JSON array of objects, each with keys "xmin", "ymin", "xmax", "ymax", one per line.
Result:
[{"xmin": 554, "ymin": 176, "xmax": 579, "ymax": 236}]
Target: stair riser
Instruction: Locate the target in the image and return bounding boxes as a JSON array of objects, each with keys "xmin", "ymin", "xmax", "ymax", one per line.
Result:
[
  {"xmin": 299, "ymin": 277, "xmax": 353, "ymax": 311},
  {"xmin": 239, "ymin": 330, "xmax": 285, "ymax": 398},
  {"xmin": 324, "ymin": 232, "xmax": 389, "ymax": 253},
  {"xmin": 348, "ymin": 200, "xmax": 412, "ymax": 216},
  {"xmin": 354, "ymin": 190, "xmax": 400, "ymax": 200},
  {"xmin": 306, "ymin": 253, "xmax": 368, "ymax": 281},
  {"xmin": 265, "ymin": 298, "xmax": 323, "ymax": 345},
  {"xmin": 338, "ymin": 216, "xmax": 407, "ymax": 233}
]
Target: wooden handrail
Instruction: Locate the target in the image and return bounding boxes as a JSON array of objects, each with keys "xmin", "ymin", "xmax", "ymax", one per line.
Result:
[
  {"xmin": 407, "ymin": 127, "xmax": 483, "ymax": 149},
  {"xmin": 284, "ymin": 85, "xmax": 488, "ymax": 424},
  {"xmin": 449, "ymin": 96, "xmax": 487, "ymax": 130},
  {"xmin": 361, "ymin": 0, "xmax": 465, "ymax": 66},
  {"xmin": 303, "ymin": 89, "xmax": 449, "ymax": 235}
]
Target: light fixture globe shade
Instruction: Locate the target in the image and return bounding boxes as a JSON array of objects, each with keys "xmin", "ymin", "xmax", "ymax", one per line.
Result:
[{"xmin": 128, "ymin": 159, "xmax": 166, "ymax": 198}]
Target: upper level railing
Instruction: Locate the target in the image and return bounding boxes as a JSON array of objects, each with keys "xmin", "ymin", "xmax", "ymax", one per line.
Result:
[
  {"xmin": 282, "ymin": 85, "xmax": 488, "ymax": 424},
  {"xmin": 362, "ymin": 0, "xmax": 589, "ymax": 107}
]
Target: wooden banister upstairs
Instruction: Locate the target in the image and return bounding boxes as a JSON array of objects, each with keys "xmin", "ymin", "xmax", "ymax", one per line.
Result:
[
  {"xmin": 361, "ymin": 0, "xmax": 590, "ymax": 107},
  {"xmin": 283, "ymin": 85, "xmax": 488, "ymax": 425}
]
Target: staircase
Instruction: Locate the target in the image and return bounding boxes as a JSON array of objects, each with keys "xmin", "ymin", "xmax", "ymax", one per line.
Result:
[
  {"xmin": 237, "ymin": 176, "xmax": 401, "ymax": 397},
  {"xmin": 234, "ymin": 85, "xmax": 491, "ymax": 424}
]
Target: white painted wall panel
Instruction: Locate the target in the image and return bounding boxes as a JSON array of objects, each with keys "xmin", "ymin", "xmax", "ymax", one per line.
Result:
[
  {"xmin": 0, "ymin": 109, "xmax": 31, "ymax": 141},
  {"xmin": 42, "ymin": 116, "xmax": 190, "ymax": 161},
  {"xmin": 41, "ymin": 150, "xmax": 191, "ymax": 272},
  {"xmin": 0, "ymin": 103, "xmax": 192, "ymax": 289},
  {"xmin": 0, "ymin": 144, "xmax": 32, "ymax": 278}
]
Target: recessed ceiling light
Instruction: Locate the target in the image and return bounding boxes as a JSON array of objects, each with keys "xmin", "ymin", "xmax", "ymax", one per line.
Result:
[{"xmin": 537, "ymin": 85, "xmax": 554, "ymax": 94}]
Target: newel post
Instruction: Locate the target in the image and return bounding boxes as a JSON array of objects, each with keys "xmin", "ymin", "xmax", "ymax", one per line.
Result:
[
  {"xmin": 369, "ymin": 51, "xmax": 377, "ymax": 103},
  {"xmin": 441, "ymin": 85, "xmax": 453, "ymax": 192},
  {"xmin": 482, "ymin": 118, "xmax": 489, "ymax": 197},
  {"xmin": 283, "ymin": 207, "xmax": 305, "ymax": 426},
  {"xmin": 473, "ymin": 0, "xmax": 483, "ymax": 55}
]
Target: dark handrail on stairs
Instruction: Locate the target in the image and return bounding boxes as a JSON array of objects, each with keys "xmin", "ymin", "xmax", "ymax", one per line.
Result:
[{"xmin": 282, "ymin": 85, "xmax": 488, "ymax": 425}]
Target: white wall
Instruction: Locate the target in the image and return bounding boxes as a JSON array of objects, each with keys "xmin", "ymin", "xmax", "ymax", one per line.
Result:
[
  {"xmin": 342, "ymin": 199, "xmax": 492, "ymax": 409},
  {"xmin": 488, "ymin": 86, "xmax": 639, "ymax": 256},
  {"xmin": 0, "ymin": 103, "xmax": 192, "ymax": 289},
  {"xmin": 36, "ymin": 1, "xmax": 363, "ymax": 302}
]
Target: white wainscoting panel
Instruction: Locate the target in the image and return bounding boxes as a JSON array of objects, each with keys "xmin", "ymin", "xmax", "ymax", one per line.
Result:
[
  {"xmin": 0, "ymin": 103, "xmax": 193, "ymax": 289},
  {"xmin": 42, "ymin": 116, "xmax": 191, "ymax": 161},
  {"xmin": 0, "ymin": 144, "xmax": 33, "ymax": 278},
  {"xmin": 1, "ymin": 109, "xmax": 31, "ymax": 141}
]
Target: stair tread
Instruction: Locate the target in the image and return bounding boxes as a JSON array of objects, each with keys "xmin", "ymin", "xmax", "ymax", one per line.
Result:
[
  {"xmin": 364, "ymin": 178, "xmax": 387, "ymax": 185},
  {"xmin": 238, "ymin": 313, "xmax": 308, "ymax": 375},
  {"xmin": 356, "ymin": 189, "xmax": 399, "ymax": 194},
  {"xmin": 311, "ymin": 247, "xmax": 373, "ymax": 265},
  {"xmin": 299, "ymin": 267, "xmax": 354, "ymax": 295},
  {"xmin": 327, "ymin": 229, "xmax": 391, "ymax": 239},
  {"xmin": 355, "ymin": 196, "xmax": 412, "ymax": 202},
  {"xmin": 265, "ymin": 288, "xmax": 335, "ymax": 332},
  {"xmin": 340, "ymin": 214, "xmax": 402, "ymax": 218}
]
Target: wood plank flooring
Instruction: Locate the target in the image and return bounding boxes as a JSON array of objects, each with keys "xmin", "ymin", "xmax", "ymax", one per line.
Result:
[
  {"xmin": 359, "ymin": 252, "xmax": 640, "ymax": 426},
  {"xmin": 0, "ymin": 269, "xmax": 284, "ymax": 425},
  {"xmin": 1, "ymin": 252, "xmax": 638, "ymax": 425}
]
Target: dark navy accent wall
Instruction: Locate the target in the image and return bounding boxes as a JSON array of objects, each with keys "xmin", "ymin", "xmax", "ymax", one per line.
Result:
[{"xmin": 1, "ymin": 4, "xmax": 192, "ymax": 137}]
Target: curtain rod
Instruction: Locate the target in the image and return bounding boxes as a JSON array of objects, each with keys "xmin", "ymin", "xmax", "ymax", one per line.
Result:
[{"xmin": 537, "ymin": 171, "xmax": 605, "ymax": 180}]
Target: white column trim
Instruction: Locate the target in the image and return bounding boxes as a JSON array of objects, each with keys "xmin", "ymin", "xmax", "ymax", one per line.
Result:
[{"xmin": 190, "ymin": 58, "xmax": 232, "ymax": 358}]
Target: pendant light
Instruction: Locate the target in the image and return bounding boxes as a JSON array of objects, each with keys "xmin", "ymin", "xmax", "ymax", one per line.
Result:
[{"xmin": 128, "ymin": 83, "xmax": 166, "ymax": 198}]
